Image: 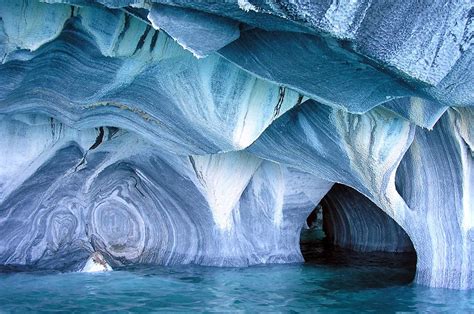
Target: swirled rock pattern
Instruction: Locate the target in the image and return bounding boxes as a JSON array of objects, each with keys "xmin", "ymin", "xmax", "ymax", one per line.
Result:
[
  {"xmin": 0, "ymin": 1, "xmax": 300, "ymax": 154},
  {"xmin": 0, "ymin": 114, "xmax": 332, "ymax": 269},
  {"xmin": 0, "ymin": 0, "xmax": 472, "ymax": 290}
]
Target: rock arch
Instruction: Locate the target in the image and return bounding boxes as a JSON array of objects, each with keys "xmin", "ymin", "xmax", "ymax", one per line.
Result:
[
  {"xmin": 320, "ymin": 184, "xmax": 414, "ymax": 253},
  {"xmin": 249, "ymin": 100, "xmax": 473, "ymax": 290}
]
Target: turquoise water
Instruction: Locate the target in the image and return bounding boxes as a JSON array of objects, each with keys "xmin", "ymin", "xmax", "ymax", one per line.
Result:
[{"xmin": 0, "ymin": 244, "xmax": 472, "ymax": 312}]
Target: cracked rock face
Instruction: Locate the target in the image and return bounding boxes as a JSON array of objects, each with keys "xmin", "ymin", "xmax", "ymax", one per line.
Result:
[{"xmin": 0, "ymin": 0, "xmax": 472, "ymax": 290}]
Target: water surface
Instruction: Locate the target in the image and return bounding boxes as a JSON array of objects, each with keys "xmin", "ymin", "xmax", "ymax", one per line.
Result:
[{"xmin": 0, "ymin": 242, "xmax": 472, "ymax": 312}]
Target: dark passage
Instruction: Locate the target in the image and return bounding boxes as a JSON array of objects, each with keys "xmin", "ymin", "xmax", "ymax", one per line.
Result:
[{"xmin": 300, "ymin": 184, "xmax": 417, "ymax": 289}]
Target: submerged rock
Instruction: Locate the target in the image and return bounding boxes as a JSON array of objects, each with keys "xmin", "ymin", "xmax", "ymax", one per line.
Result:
[{"xmin": 0, "ymin": 0, "xmax": 472, "ymax": 290}]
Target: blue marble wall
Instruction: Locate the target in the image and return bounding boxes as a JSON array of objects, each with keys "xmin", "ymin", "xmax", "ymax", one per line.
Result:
[{"xmin": 0, "ymin": 0, "xmax": 472, "ymax": 289}]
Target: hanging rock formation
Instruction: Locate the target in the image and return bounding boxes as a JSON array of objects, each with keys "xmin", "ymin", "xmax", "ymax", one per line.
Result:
[
  {"xmin": 0, "ymin": 115, "xmax": 332, "ymax": 269},
  {"xmin": 0, "ymin": 0, "xmax": 472, "ymax": 289}
]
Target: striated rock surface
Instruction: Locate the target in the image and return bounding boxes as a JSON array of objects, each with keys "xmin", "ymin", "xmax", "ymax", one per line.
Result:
[
  {"xmin": 0, "ymin": 0, "xmax": 472, "ymax": 289},
  {"xmin": 0, "ymin": 114, "xmax": 332, "ymax": 268},
  {"xmin": 148, "ymin": 4, "xmax": 241, "ymax": 58},
  {"xmin": 321, "ymin": 184, "xmax": 414, "ymax": 253},
  {"xmin": 396, "ymin": 109, "xmax": 473, "ymax": 289}
]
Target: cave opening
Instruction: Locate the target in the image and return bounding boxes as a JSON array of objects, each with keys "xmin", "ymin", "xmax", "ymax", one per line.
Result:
[{"xmin": 300, "ymin": 184, "xmax": 417, "ymax": 288}]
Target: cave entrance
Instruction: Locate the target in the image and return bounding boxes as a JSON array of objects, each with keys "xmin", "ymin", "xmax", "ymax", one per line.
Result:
[{"xmin": 300, "ymin": 184, "xmax": 417, "ymax": 288}]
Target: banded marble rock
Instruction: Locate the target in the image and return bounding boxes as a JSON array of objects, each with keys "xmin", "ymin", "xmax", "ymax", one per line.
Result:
[
  {"xmin": 321, "ymin": 184, "xmax": 414, "ymax": 253},
  {"xmin": 0, "ymin": 0, "xmax": 472, "ymax": 290},
  {"xmin": 0, "ymin": 114, "xmax": 332, "ymax": 269}
]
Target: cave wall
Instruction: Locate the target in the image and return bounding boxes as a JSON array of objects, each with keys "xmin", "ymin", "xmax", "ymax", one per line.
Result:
[
  {"xmin": 321, "ymin": 184, "xmax": 414, "ymax": 253},
  {"xmin": 0, "ymin": 0, "xmax": 472, "ymax": 289},
  {"xmin": 0, "ymin": 115, "xmax": 332, "ymax": 269},
  {"xmin": 396, "ymin": 109, "xmax": 473, "ymax": 289},
  {"xmin": 249, "ymin": 100, "xmax": 473, "ymax": 290}
]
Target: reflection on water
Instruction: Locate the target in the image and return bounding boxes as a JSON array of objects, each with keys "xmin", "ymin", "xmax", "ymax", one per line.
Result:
[
  {"xmin": 0, "ymin": 238, "xmax": 471, "ymax": 312},
  {"xmin": 300, "ymin": 229, "xmax": 417, "ymax": 290}
]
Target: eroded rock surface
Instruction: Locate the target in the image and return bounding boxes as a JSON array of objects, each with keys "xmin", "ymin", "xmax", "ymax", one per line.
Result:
[{"xmin": 0, "ymin": 0, "xmax": 472, "ymax": 289}]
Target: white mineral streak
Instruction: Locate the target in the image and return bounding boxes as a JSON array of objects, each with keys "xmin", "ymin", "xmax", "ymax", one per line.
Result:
[
  {"xmin": 190, "ymin": 151, "xmax": 262, "ymax": 230},
  {"xmin": 392, "ymin": 109, "xmax": 473, "ymax": 289},
  {"xmin": 238, "ymin": 0, "xmax": 258, "ymax": 12},
  {"xmin": 450, "ymin": 109, "xmax": 474, "ymax": 234},
  {"xmin": 331, "ymin": 106, "xmax": 413, "ymax": 220}
]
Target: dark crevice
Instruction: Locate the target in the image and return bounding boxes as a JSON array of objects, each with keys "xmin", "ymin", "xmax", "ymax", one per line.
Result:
[
  {"xmin": 117, "ymin": 14, "xmax": 131, "ymax": 44},
  {"xmin": 300, "ymin": 184, "xmax": 417, "ymax": 288},
  {"xmin": 50, "ymin": 117, "xmax": 56, "ymax": 137},
  {"xmin": 134, "ymin": 25, "xmax": 152, "ymax": 54},
  {"xmin": 74, "ymin": 127, "xmax": 105, "ymax": 172},
  {"xmin": 273, "ymin": 86, "xmax": 286, "ymax": 117},
  {"xmin": 131, "ymin": 175, "xmax": 145, "ymax": 197},
  {"xmin": 122, "ymin": 7, "xmax": 152, "ymax": 25},
  {"xmin": 73, "ymin": 158, "xmax": 86, "ymax": 172},
  {"xmin": 149, "ymin": 30, "xmax": 159, "ymax": 52},
  {"xmin": 295, "ymin": 94, "xmax": 304, "ymax": 107},
  {"xmin": 188, "ymin": 156, "xmax": 204, "ymax": 182},
  {"xmin": 89, "ymin": 127, "xmax": 104, "ymax": 150}
]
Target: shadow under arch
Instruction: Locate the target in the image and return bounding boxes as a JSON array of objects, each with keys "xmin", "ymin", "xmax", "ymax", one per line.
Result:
[{"xmin": 300, "ymin": 183, "xmax": 417, "ymax": 289}]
